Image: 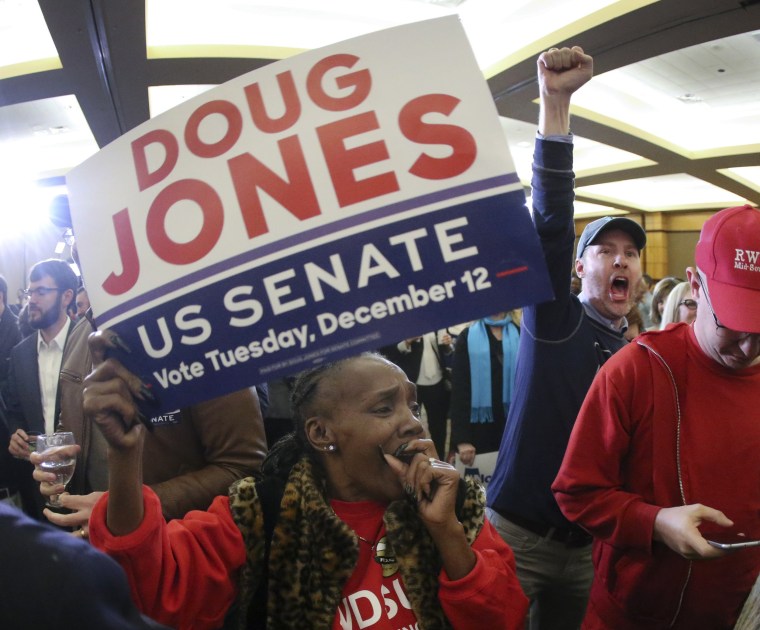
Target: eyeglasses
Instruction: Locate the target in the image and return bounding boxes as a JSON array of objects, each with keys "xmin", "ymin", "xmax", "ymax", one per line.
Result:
[
  {"xmin": 23, "ymin": 287, "xmax": 63, "ymax": 299},
  {"xmin": 678, "ymin": 299, "xmax": 698, "ymax": 311},
  {"xmin": 697, "ymin": 275, "xmax": 759, "ymax": 342}
]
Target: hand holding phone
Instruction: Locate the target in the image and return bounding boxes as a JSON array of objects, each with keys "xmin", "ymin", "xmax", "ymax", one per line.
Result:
[{"xmin": 706, "ymin": 532, "xmax": 760, "ymax": 550}]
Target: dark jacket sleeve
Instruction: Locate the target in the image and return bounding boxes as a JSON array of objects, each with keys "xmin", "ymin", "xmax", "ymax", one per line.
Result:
[
  {"xmin": 4, "ymin": 340, "xmax": 42, "ymax": 434},
  {"xmin": 448, "ymin": 328, "xmax": 473, "ymax": 448},
  {"xmin": 527, "ymin": 139, "xmax": 583, "ymax": 339},
  {"xmin": 3, "ymin": 353, "xmax": 23, "ymax": 433},
  {"xmin": 0, "ymin": 503, "xmax": 170, "ymax": 630},
  {"xmin": 0, "ymin": 310, "xmax": 21, "ymax": 403}
]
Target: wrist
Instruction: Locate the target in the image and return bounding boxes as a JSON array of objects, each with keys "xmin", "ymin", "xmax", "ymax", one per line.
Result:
[
  {"xmin": 539, "ymin": 94, "xmax": 572, "ymax": 136},
  {"xmin": 427, "ymin": 517, "xmax": 466, "ymax": 542},
  {"xmin": 428, "ymin": 520, "xmax": 476, "ymax": 580}
]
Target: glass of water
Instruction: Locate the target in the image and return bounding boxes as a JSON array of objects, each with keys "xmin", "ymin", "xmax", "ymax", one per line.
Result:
[{"xmin": 36, "ymin": 432, "xmax": 77, "ymax": 508}]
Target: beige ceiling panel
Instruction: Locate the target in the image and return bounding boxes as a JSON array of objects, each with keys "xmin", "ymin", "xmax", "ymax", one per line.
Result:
[
  {"xmin": 720, "ymin": 166, "xmax": 760, "ymax": 193},
  {"xmin": 578, "ymin": 173, "xmax": 751, "ymax": 212},
  {"xmin": 0, "ymin": 95, "xmax": 98, "ymax": 177},
  {"xmin": 0, "ymin": 0, "xmax": 60, "ymax": 78}
]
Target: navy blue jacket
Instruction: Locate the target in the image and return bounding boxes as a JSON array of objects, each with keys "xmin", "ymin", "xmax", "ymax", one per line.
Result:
[
  {"xmin": 0, "ymin": 503, "xmax": 168, "ymax": 629},
  {"xmin": 487, "ymin": 139, "xmax": 627, "ymax": 529}
]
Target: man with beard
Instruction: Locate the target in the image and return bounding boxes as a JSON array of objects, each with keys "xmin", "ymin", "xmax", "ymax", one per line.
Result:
[
  {"xmin": 485, "ymin": 47, "xmax": 646, "ymax": 629},
  {"xmin": 5, "ymin": 258, "xmax": 77, "ymax": 518}
]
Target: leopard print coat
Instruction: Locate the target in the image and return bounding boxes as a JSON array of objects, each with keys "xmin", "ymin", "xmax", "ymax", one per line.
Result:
[{"xmin": 227, "ymin": 458, "xmax": 486, "ymax": 629}]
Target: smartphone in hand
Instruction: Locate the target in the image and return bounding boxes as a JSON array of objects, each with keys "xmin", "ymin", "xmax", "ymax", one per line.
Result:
[{"xmin": 706, "ymin": 533, "xmax": 760, "ymax": 550}]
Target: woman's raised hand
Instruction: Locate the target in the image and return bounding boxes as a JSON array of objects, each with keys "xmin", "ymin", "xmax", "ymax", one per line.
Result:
[{"xmin": 83, "ymin": 330, "xmax": 149, "ymax": 451}]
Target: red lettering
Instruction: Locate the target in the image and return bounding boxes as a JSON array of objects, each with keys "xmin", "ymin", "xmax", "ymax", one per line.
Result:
[
  {"xmin": 184, "ymin": 100, "xmax": 243, "ymax": 159},
  {"xmin": 103, "ymin": 208, "xmax": 140, "ymax": 295},
  {"xmin": 318, "ymin": 111, "xmax": 399, "ymax": 208},
  {"xmin": 132, "ymin": 129, "xmax": 179, "ymax": 192},
  {"xmin": 399, "ymin": 94, "xmax": 476, "ymax": 180},
  {"xmin": 244, "ymin": 71, "xmax": 302, "ymax": 133},
  {"xmin": 146, "ymin": 179, "xmax": 224, "ymax": 265},
  {"xmin": 228, "ymin": 135, "xmax": 321, "ymax": 238},
  {"xmin": 307, "ymin": 54, "xmax": 371, "ymax": 112}
]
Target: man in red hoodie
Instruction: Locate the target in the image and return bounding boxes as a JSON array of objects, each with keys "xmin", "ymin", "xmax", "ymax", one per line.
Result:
[{"xmin": 553, "ymin": 205, "xmax": 760, "ymax": 629}]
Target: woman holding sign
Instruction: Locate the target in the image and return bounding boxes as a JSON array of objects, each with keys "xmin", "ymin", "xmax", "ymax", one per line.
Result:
[{"xmin": 81, "ymin": 332, "xmax": 528, "ymax": 630}]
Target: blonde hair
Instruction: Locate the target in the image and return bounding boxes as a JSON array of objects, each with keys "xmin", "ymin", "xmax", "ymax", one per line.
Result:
[{"xmin": 659, "ymin": 282, "xmax": 693, "ymax": 329}]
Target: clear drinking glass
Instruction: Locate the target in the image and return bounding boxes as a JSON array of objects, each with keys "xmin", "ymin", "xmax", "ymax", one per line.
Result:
[
  {"xmin": 26, "ymin": 430, "xmax": 41, "ymax": 453},
  {"xmin": 36, "ymin": 432, "xmax": 77, "ymax": 508}
]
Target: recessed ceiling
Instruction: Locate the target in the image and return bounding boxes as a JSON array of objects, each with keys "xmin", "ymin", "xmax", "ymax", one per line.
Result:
[{"xmin": 1, "ymin": 0, "xmax": 759, "ymax": 221}]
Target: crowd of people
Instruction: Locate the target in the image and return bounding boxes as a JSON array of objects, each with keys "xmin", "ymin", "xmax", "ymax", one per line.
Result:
[
  {"xmin": 381, "ymin": 309, "xmax": 522, "ymax": 468},
  {"xmin": 1, "ymin": 44, "xmax": 759, "ymax": 630}
]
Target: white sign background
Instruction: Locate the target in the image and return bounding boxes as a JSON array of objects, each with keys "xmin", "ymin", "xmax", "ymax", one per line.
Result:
[{"xmin": 66, "ymin": 17, "xmax": 550, "ymax": 414}]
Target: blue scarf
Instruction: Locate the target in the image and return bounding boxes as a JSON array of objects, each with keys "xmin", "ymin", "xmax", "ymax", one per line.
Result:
[{"xmin": 467, "ymin": 315, "xmax": 519, "ymax": 423}]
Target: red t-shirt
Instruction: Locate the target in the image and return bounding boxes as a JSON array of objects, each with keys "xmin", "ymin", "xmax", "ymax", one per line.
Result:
[{"xmin": 331, "ymin": 499, "xmax": 419, "ymax": 630}]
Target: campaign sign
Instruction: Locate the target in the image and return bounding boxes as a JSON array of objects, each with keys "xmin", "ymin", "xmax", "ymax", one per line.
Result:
[
  {"xmin": 66, "ymin": 16, "xmax": 552, "ymax": 415},
  {"xmin": 455, "ymin": 451, "xmax": 498, "ymax": 490}
]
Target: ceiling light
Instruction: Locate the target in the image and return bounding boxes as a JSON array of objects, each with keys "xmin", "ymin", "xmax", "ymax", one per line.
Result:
[
  {"xmin": 413, "ymin": 0, "xmax": 467, "ymax": 7},
  {"xmin": 32, "ymin": 124, "xmax": 72, "ymax": 136},
  {"xmin": 676, "ymin": 93, "xmax": 704, "ymax": 104}
]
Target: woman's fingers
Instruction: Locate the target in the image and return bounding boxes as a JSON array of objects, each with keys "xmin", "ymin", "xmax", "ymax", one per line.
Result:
[
  {"xmin": 384, "ymin": 444, "xmax": 460, "ymax": 522},
  {"xmin": 83, "ymin": 355, "xmax": 147, "ymax": 449},
  {"xmin": 88, "ymin": 329, "xmax": 131, "ymax": 366}
]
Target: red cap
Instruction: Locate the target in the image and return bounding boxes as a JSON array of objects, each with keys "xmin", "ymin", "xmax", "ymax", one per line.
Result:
[{"xmin": 695, "ymin": 205, "xmax": 760, "ymax": 333}]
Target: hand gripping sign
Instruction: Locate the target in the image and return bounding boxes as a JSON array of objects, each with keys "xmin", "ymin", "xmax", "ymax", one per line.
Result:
[{"xmin": 67, "ymin": 16, "xmax": 551, "ymax": 415}]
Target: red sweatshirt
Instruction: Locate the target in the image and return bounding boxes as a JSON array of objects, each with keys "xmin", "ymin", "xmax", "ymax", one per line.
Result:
[
  {"xmin": 90, "ymin": 485, "xmax": 528, "ymax": 630},
  {"xmin": 553, "ymin": 324, "xmax": 760, "ymax": 629}
]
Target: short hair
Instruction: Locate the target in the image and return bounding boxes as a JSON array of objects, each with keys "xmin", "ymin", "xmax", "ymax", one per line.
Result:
[
  {"xmin": 76, "ymin": 286, "xmax": 87, "ymax": 296},
  {"xmin": 261, "ymin": 352, "xmax": 394, "ymax": 480},
  {"xmin": 29, "ymin": 259, "xmax": 78, "ymax": 295},
  {"xmin": 0, "ymin": 274, "xmax": 7, "ymax": 306}
]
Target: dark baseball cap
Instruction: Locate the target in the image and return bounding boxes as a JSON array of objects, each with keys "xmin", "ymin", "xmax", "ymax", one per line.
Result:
[{"xmin": 576, "ymin": 216, "xmax": 646, "ymax": 260}]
